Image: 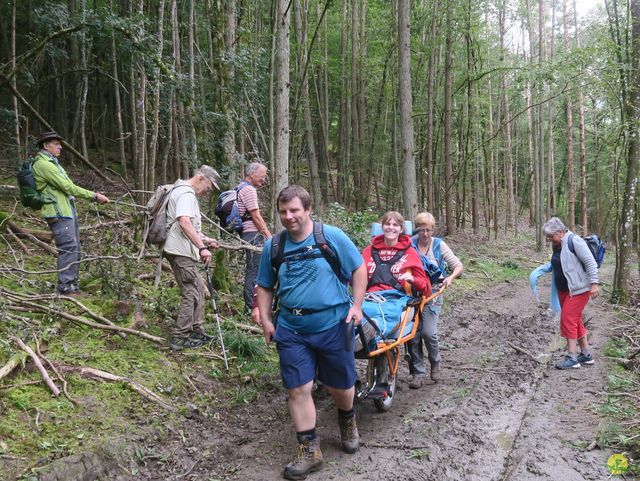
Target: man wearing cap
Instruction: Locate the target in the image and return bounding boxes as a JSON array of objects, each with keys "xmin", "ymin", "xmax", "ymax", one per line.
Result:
[
  {"xmin": 32, "ymin": 131, "xmax": 110, "ymax": 295},
  {"xmin": 163, "ymin": 165, "xmax": 221, "ymax": 350}
]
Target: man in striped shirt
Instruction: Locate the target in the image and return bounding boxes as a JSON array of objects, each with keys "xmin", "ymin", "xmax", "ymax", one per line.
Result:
[{"xmin": 237, "ymin": 162, "xmax": 272, "ymax": 313}]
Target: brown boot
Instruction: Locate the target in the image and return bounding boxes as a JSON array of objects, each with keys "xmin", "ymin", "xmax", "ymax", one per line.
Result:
[
  {"xmin": 430, "ymin": 363, "xmax": 441, "ymax": 382},
  {"xmin": 283, "ymin": 437, "xmax": 323, "ymax": 480},
  {"xmin": 338, "ymin": 415, "xmax": 360, "ymax": 453},
  {"xmin": 409, "ymin": 374, "xmax": 426, "ymax": 389}
]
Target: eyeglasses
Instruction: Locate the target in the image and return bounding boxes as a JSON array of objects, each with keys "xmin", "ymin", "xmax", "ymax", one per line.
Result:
[{"xmin": 415, "ymin": 228, "xmax": 435, "ymax": 235}]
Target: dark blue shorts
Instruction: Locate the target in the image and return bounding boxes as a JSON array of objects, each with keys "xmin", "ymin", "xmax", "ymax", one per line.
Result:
[{"xmin": 274, "ymin": 322, "xmax": 356, "ymax": 390}]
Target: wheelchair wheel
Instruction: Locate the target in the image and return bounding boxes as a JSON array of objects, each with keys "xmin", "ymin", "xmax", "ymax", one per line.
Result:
[{"xmin": 373, "ymin": 350, "xmax": 397, "ymax": 412}]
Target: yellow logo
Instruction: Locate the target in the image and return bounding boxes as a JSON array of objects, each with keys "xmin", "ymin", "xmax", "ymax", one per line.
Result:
[{"xmin": 607, "ymin": 453, "xmax": 629, "ymax": 475}]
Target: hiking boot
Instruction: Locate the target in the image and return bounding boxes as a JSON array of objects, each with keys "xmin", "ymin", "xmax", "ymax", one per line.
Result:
[
  {"xmin": 190, "ymin": 331, "xmax": 215, "ymax": 342},
  {"xmin": 169, "ymin": 336, "xmax": 205, "ymax": 351},
  {"xmin": 338, "ymin": 415, "xmax": 360, "ymax": 454},
  {"xmin": 556, "ymin": 355, "xmax": 581, "ymax": 370},
  {"xmin": 283, "ymin": 437, "xmax": 323, "ymax": 480},
  {"xmin": 430, "ymin": 363, "xmax": 441, "ymax": 382},
  {"xmin": 409, "ymin": 374, "xmax": 426, "ymax": 389},
  {"xmin": 577, "ymin": 353, "xmax": 595, "ymax": 365}
]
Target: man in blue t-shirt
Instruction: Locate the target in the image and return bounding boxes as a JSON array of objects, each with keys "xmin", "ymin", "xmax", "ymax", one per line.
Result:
[{"xmin": 256, "ymin": 185, "xmax": 367, "ymax": 480}]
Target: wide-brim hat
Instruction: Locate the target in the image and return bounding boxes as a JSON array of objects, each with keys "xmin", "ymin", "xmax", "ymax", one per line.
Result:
[{"xmin": 37, "ymin": 131, "xmax": 63, "ymax": 148}]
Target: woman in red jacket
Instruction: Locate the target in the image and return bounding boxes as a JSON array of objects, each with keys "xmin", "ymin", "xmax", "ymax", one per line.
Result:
[{"xmin": 362, "ymin": 211, "xmax": 431, "ymax": 297}]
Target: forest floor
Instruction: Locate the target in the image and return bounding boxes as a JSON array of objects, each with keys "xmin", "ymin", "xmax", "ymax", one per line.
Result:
[{"xmin": 0, "ymin": 160, "xmax": 637, "ymax": 481}]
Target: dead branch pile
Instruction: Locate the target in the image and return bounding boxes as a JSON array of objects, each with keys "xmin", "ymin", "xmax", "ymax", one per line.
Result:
[
  {"xmin": 0, "ymin": 335, "xmax": 176, "ymax": 411},
  {"xmin": 1, "ymin": 287, "xmax": 165, "ymax": 344}
]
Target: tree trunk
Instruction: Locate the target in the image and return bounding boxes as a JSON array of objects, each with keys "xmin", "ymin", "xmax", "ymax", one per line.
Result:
[
  {"xmin": 563, "ymin": 0, "xmax": 575, "ymax": 229},
  {"xmin": 398, "ymin": 0, "xmax": 418, "ymax": 219},
  {"xmin": 294, "ymin": 0, "xmax": 322, "ymax": 212},
  {"xmin": 273, "ymin": 0, "xmax": 291, "ymax": 228},
  {"xmin": 147, "ymin": 0, "xmax": 166, "ymax": 192},
  {"xmin": 444, "ymin": 2, "xmax": 455, "ymax": 234},
  {"xmin": 573, "ymin": 0, "xmax": 588, "ymax": 234},
  {"xmin": 614, "ymin": 0, "xmax": 640, "ymax": 300}
]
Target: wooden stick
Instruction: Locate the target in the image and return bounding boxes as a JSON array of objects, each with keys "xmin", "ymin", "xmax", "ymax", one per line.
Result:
[
  {"xmin": 507, "ymin": 341, "xmax": 544, "ymax": 364},
  {"xmin": 9, "ymin": 336, "xmax": 60, "ymax": 396},
  {"xmin": 7, "ymin": 220, "xmax": 53, "ymax": 243},
  {"xmin": 0, "ymin": 350, "xmax": 29, "ymax": 382},
  {"xmin": 5, "ymin": 297, "xmax": 164, "ymax": 344},
  {"xmin": 58, "ymin": 365, "xmax": 176, "ymax": 412},
  {"xmin": 5, "ymin": 227, "xmax": 30, "ymax": 254}
]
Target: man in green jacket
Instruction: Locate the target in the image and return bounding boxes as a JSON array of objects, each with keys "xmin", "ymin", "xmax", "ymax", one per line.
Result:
[{"xmin": 32, "ymin": 131, "xmax": 110, "ymax": 295}]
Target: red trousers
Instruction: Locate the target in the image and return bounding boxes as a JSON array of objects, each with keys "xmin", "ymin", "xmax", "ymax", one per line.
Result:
[{"xmin": 558, "ymin": 290, "xmax": 590, "ymax": 339}]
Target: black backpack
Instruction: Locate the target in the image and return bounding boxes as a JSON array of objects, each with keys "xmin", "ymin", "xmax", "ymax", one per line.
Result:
[
  {"xmin": 270, "ymin": 221, "xmax": 349, "ymax": 283},
  {"xmin": 16, "ymin": 156, "xmax": 55, "ymax": 209}
]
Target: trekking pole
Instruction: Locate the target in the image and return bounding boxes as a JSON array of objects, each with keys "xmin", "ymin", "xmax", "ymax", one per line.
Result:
[{"xmin": 204, "ymin": 266, "xmax": 229, "ymax": 370}]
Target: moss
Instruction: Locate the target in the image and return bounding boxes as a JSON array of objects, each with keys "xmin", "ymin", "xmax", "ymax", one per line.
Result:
[{"xmin": 212, "ymin": 250, "xmax": 233, "ymax": 292}]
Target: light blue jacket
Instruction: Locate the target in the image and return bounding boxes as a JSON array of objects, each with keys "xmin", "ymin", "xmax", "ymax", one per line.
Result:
[{"xmin": 558, "ymin": 231, "xmax": 599, "ymax": 296}]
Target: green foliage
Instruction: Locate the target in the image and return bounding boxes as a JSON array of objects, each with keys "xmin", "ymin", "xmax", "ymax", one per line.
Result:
[{"xmin": 322, "ymin": 203, "xmax": 381, "ymax": 249}]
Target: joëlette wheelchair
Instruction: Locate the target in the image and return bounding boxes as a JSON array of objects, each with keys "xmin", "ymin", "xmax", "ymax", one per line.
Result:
[{"xmin": 352, "ymin": 284, "xmax": 446, "ymax": 412}]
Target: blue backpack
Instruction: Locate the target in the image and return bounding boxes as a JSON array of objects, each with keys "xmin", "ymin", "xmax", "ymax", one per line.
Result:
[
  {"xmin": 214, "ymin": 181, "xmax": 251, "ymax": 233},
  {"xmin": 568, "ymin": 234, "xmax": 606, "ymax": 269},
  {"xmin": 412, "ymin": 236, "xmax": 447, "ymax": 284}
]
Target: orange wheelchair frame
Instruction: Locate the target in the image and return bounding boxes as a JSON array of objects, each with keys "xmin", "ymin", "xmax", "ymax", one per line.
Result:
[{"xmin": 354, "ymin": 284, "xmax": 446, "ymax": 412}]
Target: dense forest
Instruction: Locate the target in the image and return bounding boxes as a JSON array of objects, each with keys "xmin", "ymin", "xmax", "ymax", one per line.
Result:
[{"xmin": 0, "ymin": 0, "xmax": 639, "ymax": 298}]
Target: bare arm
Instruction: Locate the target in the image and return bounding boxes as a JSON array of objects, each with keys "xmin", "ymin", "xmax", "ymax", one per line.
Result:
[
  {"xmin": 345, "ymin": 263, "xmax": 367, "ymax": 326},
  {"xmin": 248, "ymin": 209, "xmax": 272, "ymax": 239},
  {"xmin": 178, "ymin": 216, "xmax": 212, "ymax": 264}
]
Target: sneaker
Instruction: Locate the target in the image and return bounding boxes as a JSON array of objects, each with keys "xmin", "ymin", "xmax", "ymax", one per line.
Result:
[
  {"xmin": 577, "ymin": 353, "xmax": 595, "ymax": 365},
  {"xmin": 338, "ymin": 415, "xmax": 360, "ymax": 453},
  {"xmin": 283, "ymin": 437, "xmax": 323, "ymax": 480},
  {"xmin": 169, "ymin": 336, "xmax": 205, "ymax": 351},
  {"xmin": 190, "ymin": 331, "xmax": 215, "ymax": 342},
  {"xmin": 556, "ymin": 355, "xmax": 581, "ymax": 370},
  {"xmin": 430, "ymin": 363, "xmax": 441, "ymax": 382},
  {"xmin": 409, "ymin": 374, "xmax": 426, "ymax": 389}
]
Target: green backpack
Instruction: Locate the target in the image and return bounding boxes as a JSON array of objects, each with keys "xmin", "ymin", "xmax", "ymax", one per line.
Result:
[{"xmin": 16, "ymin": 156, "xmax": 54, "ymax": 209}]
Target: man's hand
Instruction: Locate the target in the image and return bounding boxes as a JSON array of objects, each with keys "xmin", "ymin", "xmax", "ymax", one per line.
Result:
[
  {"xmin": 261, "ymin": 319, "xmax": 275, "ymax": 344},
  {"xmin": 95, "ymin": 193, "xmax": 109, "ymax": 204},
  {"xmin": 345, "ymin": 305, "xmax": 363, "ymax": 326},
  {"xmin": 590, "ymin": 284, "xmax": 600, "ymax": 299},
  {"xmin": 200, "ymin": 248, "xmax": 212, "ymax": 266},
  {"xmin": 251, "ymin": 306, "xmax": 261, "ymax": 326},
  {"xmin": 203, "ymin": 237, "xmax": 219, "ymax": 249},
  {"xmin": 443, "ymin": 276, "xmax": 454, "ymax": 287}
]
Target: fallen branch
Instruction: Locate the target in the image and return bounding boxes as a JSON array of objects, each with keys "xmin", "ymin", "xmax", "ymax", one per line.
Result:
[
  {"xmin": 0, "ymin": 350, "xmax": 29, "ymax": 382},
  {"xmin": 3, "ymin": 291, "xmax": 164, "ymax": 344},
  {"xmin": 9, "ymin": 336, "xmax": 60, "ymax": 397},
  {"xmin": 10, "ymin": 291, "xmax": 126, "ymax": 339},
  {"xmin": 6, "ymin": 220, "xmax": 53, "ymax": 243},
  {"xmin": 58, "ymin": 365, "xmax": 177, "ymax": 412},
  {"xmin": 507, "ymin": 342, "xmax": 544, "ymax": 364},
  {"xmin": 80, "ymin": 219, "xmax": 133, "ymax": 231}
]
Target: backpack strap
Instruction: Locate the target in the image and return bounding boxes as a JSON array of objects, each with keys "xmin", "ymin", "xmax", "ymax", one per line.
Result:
[
  {"xmin": 270, "ymin": 222, "xmax": 346, "ymax": 283},
  {"xmin": 369, "ymin": 247, "xmax": 406, "ymax": 292},
  {"xmin": 313, "ymin": 221, "xmax": 346, "ymax": 282},
  {"xmin": 270, "ymin": 229, "xmax": 287, "ymax": 275}
]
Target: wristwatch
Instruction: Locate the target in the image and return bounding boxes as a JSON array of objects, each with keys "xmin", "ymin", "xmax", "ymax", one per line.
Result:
[{"xmin": 198, "ymin": 246, "xmax": 209, "ymax": 253}]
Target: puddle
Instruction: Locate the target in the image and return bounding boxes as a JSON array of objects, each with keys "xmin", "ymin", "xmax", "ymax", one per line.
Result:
[{"xmin": 496, "ymin": 431, "xmax": 515, "ymax": 450}]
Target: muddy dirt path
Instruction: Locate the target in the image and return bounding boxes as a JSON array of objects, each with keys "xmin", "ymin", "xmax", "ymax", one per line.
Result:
[{"xmin": 123, "ymin": 269, "xmax": 616, "ymax": 481}]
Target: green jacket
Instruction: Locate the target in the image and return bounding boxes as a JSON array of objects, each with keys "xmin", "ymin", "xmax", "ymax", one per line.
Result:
[{"xmin": 32, "ymin": 151, "xmax": 95, "ymax": 219}]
